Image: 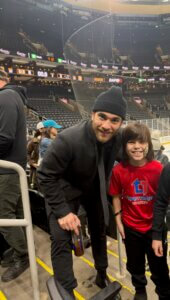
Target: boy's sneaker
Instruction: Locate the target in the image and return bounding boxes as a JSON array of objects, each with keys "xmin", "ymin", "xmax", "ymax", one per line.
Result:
[{"xmin": 133, "ymin": 291, "xmax": 147, "ymax": 300}]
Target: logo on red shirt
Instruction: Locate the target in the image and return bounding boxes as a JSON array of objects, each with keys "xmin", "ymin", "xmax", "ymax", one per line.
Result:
[{"xmin": 132, "ymin": 179, "xmax": 148, "ymax": 196}]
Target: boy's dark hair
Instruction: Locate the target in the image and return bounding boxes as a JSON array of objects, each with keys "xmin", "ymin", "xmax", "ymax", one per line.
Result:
[{"xmin": 122, "ymin": 122, "xmax": 154, "ymax": 162}]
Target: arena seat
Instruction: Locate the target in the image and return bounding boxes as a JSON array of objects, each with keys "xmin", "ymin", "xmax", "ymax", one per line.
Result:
[
  {"xmin": 127, "ymin": 100, "xmax": 152, "ymax": 120},
  {"xmin": 79, "ymin": 100, "xmax": 94, "ymax": 112},
  {"xmin": 47, "ymin": 277, "xmax": 72, "ymax": 300},
  {"xmin": 27, "ymin": 98, "xmax": 82, "ymax": 128},
  {"xmin": 144, "ymin": 94, "xmax": 170, "ymax": 117},
  {"xmin": 0, "ymin": 29, "xmax": 29, "ymax": 53},
  {"xmin": 26, "ymin": 115, "xmax": 39, "ymax": 131},
  {"xmin": 158, "ymin": 110, "xmax": 170, "ymax": 118},
  {"xmin": 29, "ymin": 189, "xmax": 49, "ymax": 233},
  {"xmin": 145, "ymin": 94, "xmax": 166, "ymax": 106},
  {"xmin": 90, "ymin": 281, "xmax": 121, "ymax": 300},
  {"xmin": 46, "ymin": 276, "xmax": 121, "ymax": 300}
]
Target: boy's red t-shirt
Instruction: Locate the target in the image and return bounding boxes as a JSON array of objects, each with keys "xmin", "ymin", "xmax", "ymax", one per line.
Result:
[{"xmin": 109, "ymin": 160, "xmax": 163, "ymax": 233}]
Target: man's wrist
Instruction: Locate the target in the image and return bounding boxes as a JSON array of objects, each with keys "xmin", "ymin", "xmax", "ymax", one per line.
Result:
[{"xmin": 152, "ymin": 231, "xmax": 162, "ymax": 241}]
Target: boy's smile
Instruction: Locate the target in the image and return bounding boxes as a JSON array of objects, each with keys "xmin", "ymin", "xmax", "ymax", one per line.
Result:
[{"xmin": 126, "ymin": 140, "xmax": 148, "ymax": 166}]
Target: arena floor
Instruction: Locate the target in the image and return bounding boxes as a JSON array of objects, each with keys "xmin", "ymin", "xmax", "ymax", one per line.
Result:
[{"xmin": 1, "ymin": 226, "xmax": 169, "ymax": 300}]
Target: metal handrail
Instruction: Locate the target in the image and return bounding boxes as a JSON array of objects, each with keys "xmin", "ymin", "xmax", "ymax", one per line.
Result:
[
  {"xmin": 0, "ymin": 160, "xmax": 40, "ymax": 300},
  {"xmin": 117, "ymin": 228, "xmax": 125, "ymax": 278}
]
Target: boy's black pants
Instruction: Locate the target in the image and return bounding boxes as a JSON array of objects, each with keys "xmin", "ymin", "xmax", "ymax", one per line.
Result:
[{"xmin": 124, "ymin": 225, "xmax": 170, "ymax": 299}]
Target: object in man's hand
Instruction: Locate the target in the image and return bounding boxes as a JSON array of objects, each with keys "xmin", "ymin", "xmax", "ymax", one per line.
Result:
[{"xmin": 72, "ymin": 227, "xmax": 84, "ymax": 256}]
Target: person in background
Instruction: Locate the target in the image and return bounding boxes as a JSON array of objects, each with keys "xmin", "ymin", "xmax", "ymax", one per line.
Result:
[
  {"xmin": 109, "ymin": 123, "xmax": 170, "ymax": 300},
  {"xmin": 156, "ymin": 145, "xmax": 169, "ymax": 166},
  {"xmin": 36, "ymin": 121, "xmax": 45, "ymax": 134},
  {"xmin": 37, "ymin": 86, "xmax": 127, "ymax": 299},
  {"xmin": 152, "ymin": 138, "xmax": 169, "ymax": 167},
  {"xmin": 0, "ymin": 68, "xmax": 29, "ymax": 282},
  {"xmin": 39, "ymin": 119, "xmax": 62, "ymax": 162},
  {"xmin": 27, "ymin": 121, "xmax": 44, "ymax": 188},
  {"xmin": 26, "ymin": 129, "xmax": 33, "ymax": 143}
]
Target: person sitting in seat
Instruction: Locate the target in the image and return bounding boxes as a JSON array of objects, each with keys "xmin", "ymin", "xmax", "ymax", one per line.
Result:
[
  {"xmin": 27, "ymin": 122, "xmax": 44, "ymax": 188},
  {"xmin": 39, "ymin": 120, "xmax": 62, "ymax": 163},
  {"xmin": 152, "ymin": 138, "xmax": 169, "ymax": 167}
]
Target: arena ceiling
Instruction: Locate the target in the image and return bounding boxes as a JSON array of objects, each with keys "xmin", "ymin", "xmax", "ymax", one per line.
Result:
[{"xmin": 63, "ymin": 0, "xmax": 170, "ymax": 15}]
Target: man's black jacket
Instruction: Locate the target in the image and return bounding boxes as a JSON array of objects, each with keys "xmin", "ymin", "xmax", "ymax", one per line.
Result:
[
  {"xmin": 0, "ymin": 85, "xmax": 27, "ymax": 173},
  {"xmin": 152, "ymin": 162, "xmax": 170, "ymax": 240},
  {"xmin": 37, "ymin": 120, "xmax": 122, "ymax": 219}
]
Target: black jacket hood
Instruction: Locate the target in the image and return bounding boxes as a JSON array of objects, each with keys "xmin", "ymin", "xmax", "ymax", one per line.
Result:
[{"xmin": 2, "ymin": 84, "xmax": 28, "ymax": 105}]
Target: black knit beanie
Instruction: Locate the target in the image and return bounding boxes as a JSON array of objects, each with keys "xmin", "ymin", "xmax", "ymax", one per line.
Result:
[{"xmin": 92, "ymin": 86, "xmax": 127, "ymax": 119}]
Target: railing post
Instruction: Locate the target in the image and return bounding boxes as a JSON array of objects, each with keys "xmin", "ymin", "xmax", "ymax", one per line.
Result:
[
  {"xmin": 0, "ymin": 160, "xmax": 40, "ymax": 300},
  {"xmin": 116, "ymin": 228, "xmax": 125, "ymax": 278}
]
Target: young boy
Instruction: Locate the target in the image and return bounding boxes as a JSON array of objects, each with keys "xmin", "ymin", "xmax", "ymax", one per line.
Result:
[{"xmin": 109, "ymin": 123, "xmax": 170, "ymax": 300}]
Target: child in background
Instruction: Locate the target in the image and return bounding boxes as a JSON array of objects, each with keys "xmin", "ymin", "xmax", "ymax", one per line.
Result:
[
  {"xmin": 39, "ymin": 120, "xmax": 62, "ymax": 162},
  {"xmin": 109, "ymin": 123, "xmax": 170, "ymax": 300}
]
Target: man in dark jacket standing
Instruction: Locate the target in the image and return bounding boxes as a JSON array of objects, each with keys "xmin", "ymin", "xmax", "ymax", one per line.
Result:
[
  {"xmin": 152, "ymin": 163, "xmax": 170, "ymax": 299},
  {"xmin": 152, "ymin": 162, "xmax": 170, "ymax": 256},
  {"xmin": 0, "ymin": 69, "xmax": 29, "ymax": 282},
  {"xmin": 38, "ymin": 86, "xmax": 127, "ymax": 298}
]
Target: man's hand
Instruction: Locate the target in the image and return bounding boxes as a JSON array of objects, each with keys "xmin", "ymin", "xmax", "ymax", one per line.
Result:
[
  {"xmin": 152, "ymin": 240, "xmax": 163, "ymax": 257},
  {"xmin": 32, "ymin": 163, "xmax": 38, "ymax": 168},
  {"xmin": 58, "ymin": 213, "xmax": 81, "ymax": 235}
]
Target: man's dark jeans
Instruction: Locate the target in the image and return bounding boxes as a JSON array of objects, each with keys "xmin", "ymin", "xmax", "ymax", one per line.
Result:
[
  {"xmin": 49, "ymin": 195, "xmax": 108, "ymax": 292},
  {"xmin": 0, "ymin": 174, "xmax": 28, "ymax": 261}
]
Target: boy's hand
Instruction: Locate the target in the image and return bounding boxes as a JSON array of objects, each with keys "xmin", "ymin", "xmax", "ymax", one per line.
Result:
[
  {"xmin": 117, "ymin": 221, "xmax": 125, "ymax": 239},
  {"xmin": 58, "ymin": 213, "xmax": 81, "ymax": 235},
  {"xmin": 152, "ymin": 240, "xmax": 163, "ymax": 257}
]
